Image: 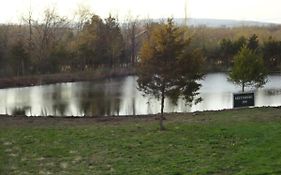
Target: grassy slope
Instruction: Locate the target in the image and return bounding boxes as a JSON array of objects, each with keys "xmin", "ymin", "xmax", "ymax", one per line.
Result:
[{"xmin": 0, "ymin": 108, "xmax": 281, "ymax": 175}]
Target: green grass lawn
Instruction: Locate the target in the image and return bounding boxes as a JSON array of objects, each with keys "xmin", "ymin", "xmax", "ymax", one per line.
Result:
[{"xmin": 1, "ymin": 108, "xmax": 281, "ymax": 175}]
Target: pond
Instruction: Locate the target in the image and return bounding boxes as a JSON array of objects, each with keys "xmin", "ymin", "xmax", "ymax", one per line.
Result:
[{"xmin": 0, "ymin": 73, "xmax": 280, "ymax": 116}]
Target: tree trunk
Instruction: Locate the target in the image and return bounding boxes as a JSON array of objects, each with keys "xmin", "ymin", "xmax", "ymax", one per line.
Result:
[
  {"xmin": 28, "ymin": 14, "xmax": 32, "ymax": 50},
  {"xmin": 242, "ymin": 82, "xmax": 245, "ymax": 92},
  {"xmin": 21, "ymin": 60, "xmax": 25, "ymax": 76},
  {"xmin": 160, "ymin": 86, "xmax": 165, "ymax": 131},
  {"xmin": 131, "ymin": 24, "xmax": 136, "ymax": 66}
]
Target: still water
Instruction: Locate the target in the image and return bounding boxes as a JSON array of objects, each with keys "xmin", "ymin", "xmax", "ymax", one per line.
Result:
[{"xmin": 0, "ymin": 73, "xmax": 280, "ymax": 116}]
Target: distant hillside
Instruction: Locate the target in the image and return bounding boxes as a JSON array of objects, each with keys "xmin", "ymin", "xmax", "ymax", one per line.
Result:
[{"xmin": 157, "ymin": 18, "xmax": 278, "ymax": 28}]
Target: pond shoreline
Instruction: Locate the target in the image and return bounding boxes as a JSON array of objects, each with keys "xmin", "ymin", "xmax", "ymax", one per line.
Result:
[
  {"xmin": 0, "ymin": 67, "xmax": 136, "ymax": 89},
  {"xmin": 0, "ymin": 106, "xmax": 280, "ymax": 121},
  {"xmin": 0, "ymin": 69, "xmax": 279, "ymax": 89},
  {"xmin": 0, "ymin": 72, "xmax": 280, "ymax": 116}
]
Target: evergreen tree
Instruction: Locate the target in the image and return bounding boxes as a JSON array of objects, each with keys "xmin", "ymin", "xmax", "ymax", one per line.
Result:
[
  {"xmin": 247, "ymin": 34, "xmax": 259, "ymax": 51},
  {"xmin": 10, "ymin": 40, "xmax": 29, "ymax": 76},
  {"xmin": 104, "ymin": 15, "xmax": 124, "ymax": 67},
  {"xmin": 137, "ymin": 18, "xmax": 204, "ymax": 130},
  {"xmin": 229, "ymin": 46, "xmax": 267, "ymax": 92}
]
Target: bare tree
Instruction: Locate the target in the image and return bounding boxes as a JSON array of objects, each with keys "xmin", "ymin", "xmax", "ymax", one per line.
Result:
[
  {"xmin": 27, "ymin": 3, "xmax": 33, "ymax": 51},
  {"xmin": 31, "ymin": 7, "xmax": 69, "ymax": 72},
  {"xmin": 123, "ymin": 14, "xmax": 142, "ymax": 66},
  {"xmin": 21, "ymin": 1, "xmax": 34, "ymax": 51},
  {"xmin": 74, "ymin": 4, "xmax": 93, "ymax": 32}
]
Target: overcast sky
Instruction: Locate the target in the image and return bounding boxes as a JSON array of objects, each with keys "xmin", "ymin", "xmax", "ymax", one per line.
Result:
[{"xmin": 1, "ymin": 0, "xmax": 281, "ymax": 24}]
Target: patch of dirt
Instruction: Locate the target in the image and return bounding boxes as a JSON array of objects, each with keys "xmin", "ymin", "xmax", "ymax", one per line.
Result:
[
  {"xmin": 0, "ymin": 114, "xmax": 158, "ymax": 128},
  {"xmin": 0, "ymin": 107, "xmax": 280, "ymax": 128}
]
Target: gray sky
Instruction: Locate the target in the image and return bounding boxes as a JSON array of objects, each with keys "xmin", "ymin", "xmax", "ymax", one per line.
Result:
[{"xmin": 2, "ymin": 0, "xmax": 281, "ymax": 23}]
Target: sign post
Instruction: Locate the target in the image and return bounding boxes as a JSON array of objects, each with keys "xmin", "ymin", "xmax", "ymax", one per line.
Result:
[{"xmin": 233, "ymin": 93, "xmax": 255, "ymax": 108}]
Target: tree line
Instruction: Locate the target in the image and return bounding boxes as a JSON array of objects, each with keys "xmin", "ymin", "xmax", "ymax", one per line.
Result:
[
  {"xmin": 191, "ymin": 27, "xmax": 281, "ymax": 72},
  {"xmin": 210, "ymin": 34, "xmax": 281, "ymax": 72},
  {"xmin": 0, "ymin": 7, "xmax": 146, "ymax": 77},
  {"xmin": 0, "ymin": 6, "xmax": 281, "ymax": 78}
]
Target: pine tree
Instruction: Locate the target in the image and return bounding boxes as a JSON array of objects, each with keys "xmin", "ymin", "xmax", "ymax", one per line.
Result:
[
  {"xmin": 229, "ymin": 46, "xmax": 267, "ymax": 92},
  {"xmin": 137, "ymin": 18, "xmax": 204, "ymax": 130}
]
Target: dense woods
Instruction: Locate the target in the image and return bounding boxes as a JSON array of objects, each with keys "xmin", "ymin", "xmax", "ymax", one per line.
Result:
[
  {"xmin": 0, "ymin": 7, "xmax": 144, "ymax": 77},
  {"xmin": 0, "ymin": 7, "xmax": 281, "ymax": 78},
  {"xmin": 189, "ymin": 26, "xmax": 281, "ymax": 72}
]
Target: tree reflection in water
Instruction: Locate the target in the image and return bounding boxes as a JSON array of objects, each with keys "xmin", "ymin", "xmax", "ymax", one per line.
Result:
[
  {"xmin": 77, "ymin": 78, "xmax": 124, "ymax": 116},
  {"xmin": 50, "ymin": 85, "xmax": 69, "ymax": 116},
  {"xmin": 0, "ymin": 73, "xmax": 280, "ymax": 116},
  {"xmin": 11, "ymin": 106, "xmax": 31, "ymax": 116}
]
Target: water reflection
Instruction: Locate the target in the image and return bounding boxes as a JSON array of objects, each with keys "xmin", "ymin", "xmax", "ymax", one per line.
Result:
[
  {"xmin": 51, "ymin": 85, "xmax": 69, "ymax": 116},
  {"xmin": 11, "ymin": 106, "xmax": 31, "ymax": 116},
  {"xmin": 75, "ymin": 78, "xmax": 124, "ymax": 116},
  {"xmin": 0, "ymin": 73, "xmax": 280, "ymax": 116},
  {"xmin": 263, "ymin": 89, "xmax": 281, "ymax": 96}
]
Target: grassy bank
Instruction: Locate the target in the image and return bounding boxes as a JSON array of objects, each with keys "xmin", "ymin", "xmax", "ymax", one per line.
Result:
[
  {"xmin": 0, "ymin": 67, "xmax": 135, "ymax": 89},
  {"xmin": 1, "ymin": 107, "xmax": 281, "ymax": 174}
]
